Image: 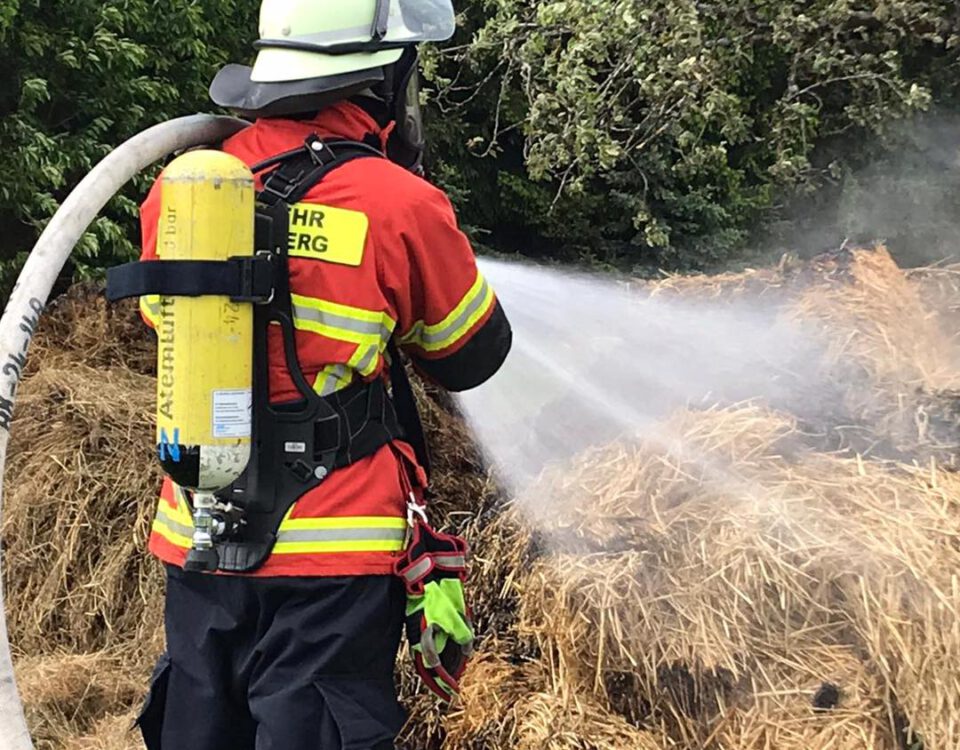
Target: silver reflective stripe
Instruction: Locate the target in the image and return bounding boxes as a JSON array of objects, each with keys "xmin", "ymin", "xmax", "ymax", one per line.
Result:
[
  {"xmin": 433, "ymin": 554, "xmax": 466, "ymax": 570},
  {"xmin": 144, "ymin": 300, "xmax": 161, "ymax": 317},
  {"xmin": 155, "ymin": 510, "xmax": 194, "ymax": 539},
  {"xmin": 292, "ymin": 303, "xmax": 392, "ymax": 341},
  {"xmin": 354, "ymin": 344, "xmax": 379, "ymax": 375},
  {"xmin": 416, "ymin": 279, "xmax": 491, "ymax": 346},
  {"xmin": 420, "ymin": 624, "xmax": 442, "ymax": 668},
  {"xmin": 402, "ymin": 556, "xmax": 433, "ymax": 583},
  {"xmin": 316, "ymin": 365, "xmax": 350, "ymax": 396},
  {"xmin": 276, "ymin": 527, "xmax": 407, "ymax": 544},
  {"xmin": 268, "ymin": 24, "xmax": 372, "ymax": 46}
]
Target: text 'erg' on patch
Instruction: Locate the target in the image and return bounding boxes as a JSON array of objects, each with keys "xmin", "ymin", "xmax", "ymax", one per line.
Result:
[{"xmin": 287, "ymin": 202, "xmax": 368, "ymax": 267}]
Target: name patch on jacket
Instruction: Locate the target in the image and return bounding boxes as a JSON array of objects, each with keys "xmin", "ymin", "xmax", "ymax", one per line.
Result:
[{"xmin": 287, "ymin": 202, "xmax": 368, "ymax": 266}]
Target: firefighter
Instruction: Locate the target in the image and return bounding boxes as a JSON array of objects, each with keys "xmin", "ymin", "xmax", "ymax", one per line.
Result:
[{"xmin": 132, "ymin": 1, "xmax": 512, "ymax": 748}]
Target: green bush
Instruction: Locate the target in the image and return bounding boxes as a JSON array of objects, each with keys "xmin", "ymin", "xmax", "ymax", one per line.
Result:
[
  {"xmin": 1, "ymin": 0, "xmax": 958, "ymax": 298},
  {"xmin": 426, "ymin": 0, "xmax": 959, "ymax": 270},
  {"xmin": 0, "ymin": 0, "xmax": 258, "ymax": 298}
]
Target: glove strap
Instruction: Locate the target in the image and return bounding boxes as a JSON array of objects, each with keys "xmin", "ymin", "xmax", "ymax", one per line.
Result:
[
  {"xmin": 414, "ymin": 650, "xmax": 464, "ymax": 702},
  {"xmin": 394, "ymin": 518, "xmax": 469, "ymax": 595}
]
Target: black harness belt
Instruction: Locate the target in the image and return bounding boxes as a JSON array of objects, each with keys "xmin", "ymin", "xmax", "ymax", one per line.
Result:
[{"xmin": 215, "ymin": 376, "xmax": 405, "ymax": 573}]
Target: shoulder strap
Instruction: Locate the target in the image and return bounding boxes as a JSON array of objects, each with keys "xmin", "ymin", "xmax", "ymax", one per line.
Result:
[
  {"xmin": 388, "ymin": 340, "xmax": 432, "ymax": 478},
  {"xmin": 255, "ymin": 135, "xmax": 433, "ymax": 479},
  {"xmin": 256, "ymin": 135, "xmax": 384, "ymax": 206},
  {"xmin": 250, "ymin": 135, "xmax": 384, "ymax": 406}
]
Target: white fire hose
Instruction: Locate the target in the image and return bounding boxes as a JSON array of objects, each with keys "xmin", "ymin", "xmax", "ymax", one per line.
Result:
[{"xmin": 0, "ymin": 114, "xmax": 249, "ymax": 750}]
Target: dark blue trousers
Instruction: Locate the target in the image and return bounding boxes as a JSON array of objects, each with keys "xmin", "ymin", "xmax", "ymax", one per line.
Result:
[{"xmin": 137, "ymin": 566, "xmax": 406, "ymax": 750}]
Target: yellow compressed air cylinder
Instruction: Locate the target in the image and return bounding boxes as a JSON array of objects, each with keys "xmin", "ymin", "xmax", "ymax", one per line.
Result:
[{"xmin": 155, "ymin": 150, "xmax": 255, "ymax": 492}]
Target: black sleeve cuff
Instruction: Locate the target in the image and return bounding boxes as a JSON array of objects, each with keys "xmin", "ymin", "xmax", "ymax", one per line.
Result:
[{"xmin": 410, "ymin": 301, "xmax": 512, "ymax": 392}]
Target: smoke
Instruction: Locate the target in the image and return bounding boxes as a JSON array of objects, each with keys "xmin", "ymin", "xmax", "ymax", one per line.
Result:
[
  {"xmin": 456, "ymin": 149, "xmax": 960, "ymax": 525},
  {"xmin": 457, "ymin": 258, "xmax": 838, "ymax": 497},
  {"xmin": 768, "ymin": 114, "xmax": 960, "ymax": 267}
]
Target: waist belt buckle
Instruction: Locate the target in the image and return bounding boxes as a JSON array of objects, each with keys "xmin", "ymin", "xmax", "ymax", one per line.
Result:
[{"xmin": 313, "ymin": 411, "xmax": 342, "ymax": 477}]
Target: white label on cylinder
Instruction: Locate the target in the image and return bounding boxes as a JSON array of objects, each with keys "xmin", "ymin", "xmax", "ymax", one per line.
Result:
[{"xmin": 212, "ymin": 388, "xmax": 252, "ymax": 438}]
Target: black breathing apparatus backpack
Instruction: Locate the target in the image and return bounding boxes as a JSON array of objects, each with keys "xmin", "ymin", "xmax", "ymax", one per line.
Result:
[{"xmin": 108, "ymin": 135, "xmax": 429, "ymax": 573}]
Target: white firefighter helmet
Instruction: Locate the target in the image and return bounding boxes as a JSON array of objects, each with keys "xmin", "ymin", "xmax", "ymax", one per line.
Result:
[{"xmin": 211, "ymin": 0, "xmax": 455, "ymax": 118}]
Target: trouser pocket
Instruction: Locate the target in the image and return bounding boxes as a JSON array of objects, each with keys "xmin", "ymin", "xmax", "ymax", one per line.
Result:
[
  {"xmin": 313, "ymin": 677, "xmax": 405, "ymax": 750},
  {"xmin": 253, "ymin": 675, "xmax": 404, "ymax": 750},
  {"xmin": 135, "ymin": 654, "xmax": 172, "ymax": 750}
]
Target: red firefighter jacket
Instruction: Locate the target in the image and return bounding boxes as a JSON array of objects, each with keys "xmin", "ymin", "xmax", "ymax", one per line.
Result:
[{"xmin": 139, "ymin": 101, "xmax": 511, "ymax": 577}]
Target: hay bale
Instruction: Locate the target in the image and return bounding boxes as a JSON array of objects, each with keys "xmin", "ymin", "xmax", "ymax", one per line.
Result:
[
  {"xmin": 907, "ymin": 263, "xmax": 960, "ymax": 357},
  {"xmin": 788, "ymin": 246, "xmax": 960, "ymax": 461},
  {"xmin": 14, "ymin": 652, "xmax": 146, "ymax": 750},
  {"xmin": 60, "ymin": 712, "xmax": 140, "ymax": 750},
  {"xmin": 1, "ymin": 288, "xmax": 165, "ymax": 748},
  {"xmin": 510, "ymin": 690, "xmax": 667, "ymax": 750},
  {"xmin": 422, "ymin": 652, "xmax": 538, "ymax": 749},
  {"xmin": 516, "ymin": 405, "xmax": 960, "ymax": 746},
  {"xmin": 29, "ymin": 286, "xmax": 156, "ymax": 376},
  {"xmin": 646, "ymin": 246, "xmax": 960, "ymax": 463},
  {"xmin": 15, "ymin": 652, "xmax": 144, "ymax": 715},
  {"xmin": 706, "ymin": 644, "xmax": 896, "ymax": 749},
  {"xmin": 851, "ymin": 543, "xmax": 960, "ymax": 749},
  {"xmin": 3, "ymin": 361, "xmax": 163, "ymax": 656},
  {"xmin": 439, "ymin": 653, "xmax": 671, "ymax": 750},
  {"xmin": 415, "ymin": 383, "xmax": 501, "ymax": 529},
  {"xmin": 645, "ymin": 257, "xmax": 795, "ymax": 302}
]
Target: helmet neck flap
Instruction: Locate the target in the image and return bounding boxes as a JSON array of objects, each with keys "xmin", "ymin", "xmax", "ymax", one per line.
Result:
[{"xmin": 210, "ymin": 64, "xmax": 386, "ymax": 121}]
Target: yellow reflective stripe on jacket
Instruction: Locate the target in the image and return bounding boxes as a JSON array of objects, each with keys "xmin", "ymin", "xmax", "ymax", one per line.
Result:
[
  {"xmin": 313, "ymin": 363, "xmax": 353, "ymax": 396},
  {"xmin": 140, "ymin": 294, "xmax": 161, "ymax": 327},
  {"xmin": 291, "ymin": 294, "xmax": 395, "ymax": 346},
  {"xmin": 151, "ymin": 490, "xmax": 406, "ymax": 555},
  {"xmin": 152, "ymin": 514, "xmax": 193, "ymax": 548},
  {"xmin": 401, "ymin": 272, "xmax": 495, "ymax": 353},
  {"xmin": 152, "ymin": 490, "xmax": 194, "ymax": 547},
  {"xmin": 279, "ymin": 516, "xmax": 407, "ymax": 530},
  {"xmin": 273, "ymin": 515, "xmax": 407, "ymax": 554},
  {"xmin": 351, "ymin": 342, "xmax": 381, "ymax": 377},
  {"xmin": 292, "ymin": 294, "xmax": 395, "ymax": 396},
  {"xmin": 311, "ymin": 341, "xmax": 385, "ymax": 396},
  {"xmin": 272, "ymin": 539, "xmax": 404, "ymax": 553}
]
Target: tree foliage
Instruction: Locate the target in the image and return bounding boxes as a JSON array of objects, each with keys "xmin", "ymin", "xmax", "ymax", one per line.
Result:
[
  {"xmin": 0, "ymin": 0, "xmax": 958, "ymax": 297},
  {"xmin": 0, "ymin": 0, "xmax": 257, "ymax": 295},
  {"xmin": 426, "ymin": 0, "xmax": 959, "ymax": 269}
]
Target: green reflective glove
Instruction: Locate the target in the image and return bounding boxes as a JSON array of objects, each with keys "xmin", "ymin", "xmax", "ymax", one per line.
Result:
[
  {"xmin": 405, "ymin": 579, "xmax": 475, "ymax": 700},
  {"xmin": 395, "ymin": 518, "xmax": 474, "ymax": 701}
]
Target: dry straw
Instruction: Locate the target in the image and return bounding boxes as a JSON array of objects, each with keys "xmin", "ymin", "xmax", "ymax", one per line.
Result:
[
  {"xmin": 907, "ymin": 262, "xmax": 960, "ymax": 352},
  {"xmin": 5, "ymin": 246, "xmax": 959, "ymax": 749},
  {"xmin": 518, "ymin": 405, "xmax": 960, "ymax": 747},
  {"xmin": 15, "ymin": 652, "xmax": 143, "ymax": 750},
  {"xmin": 788, "ymin": 248, "xmax": 960, "ymax": 463},
  {"xmin": 440, "ymin": 652, "xmax": 672, "ymax": 750}
]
